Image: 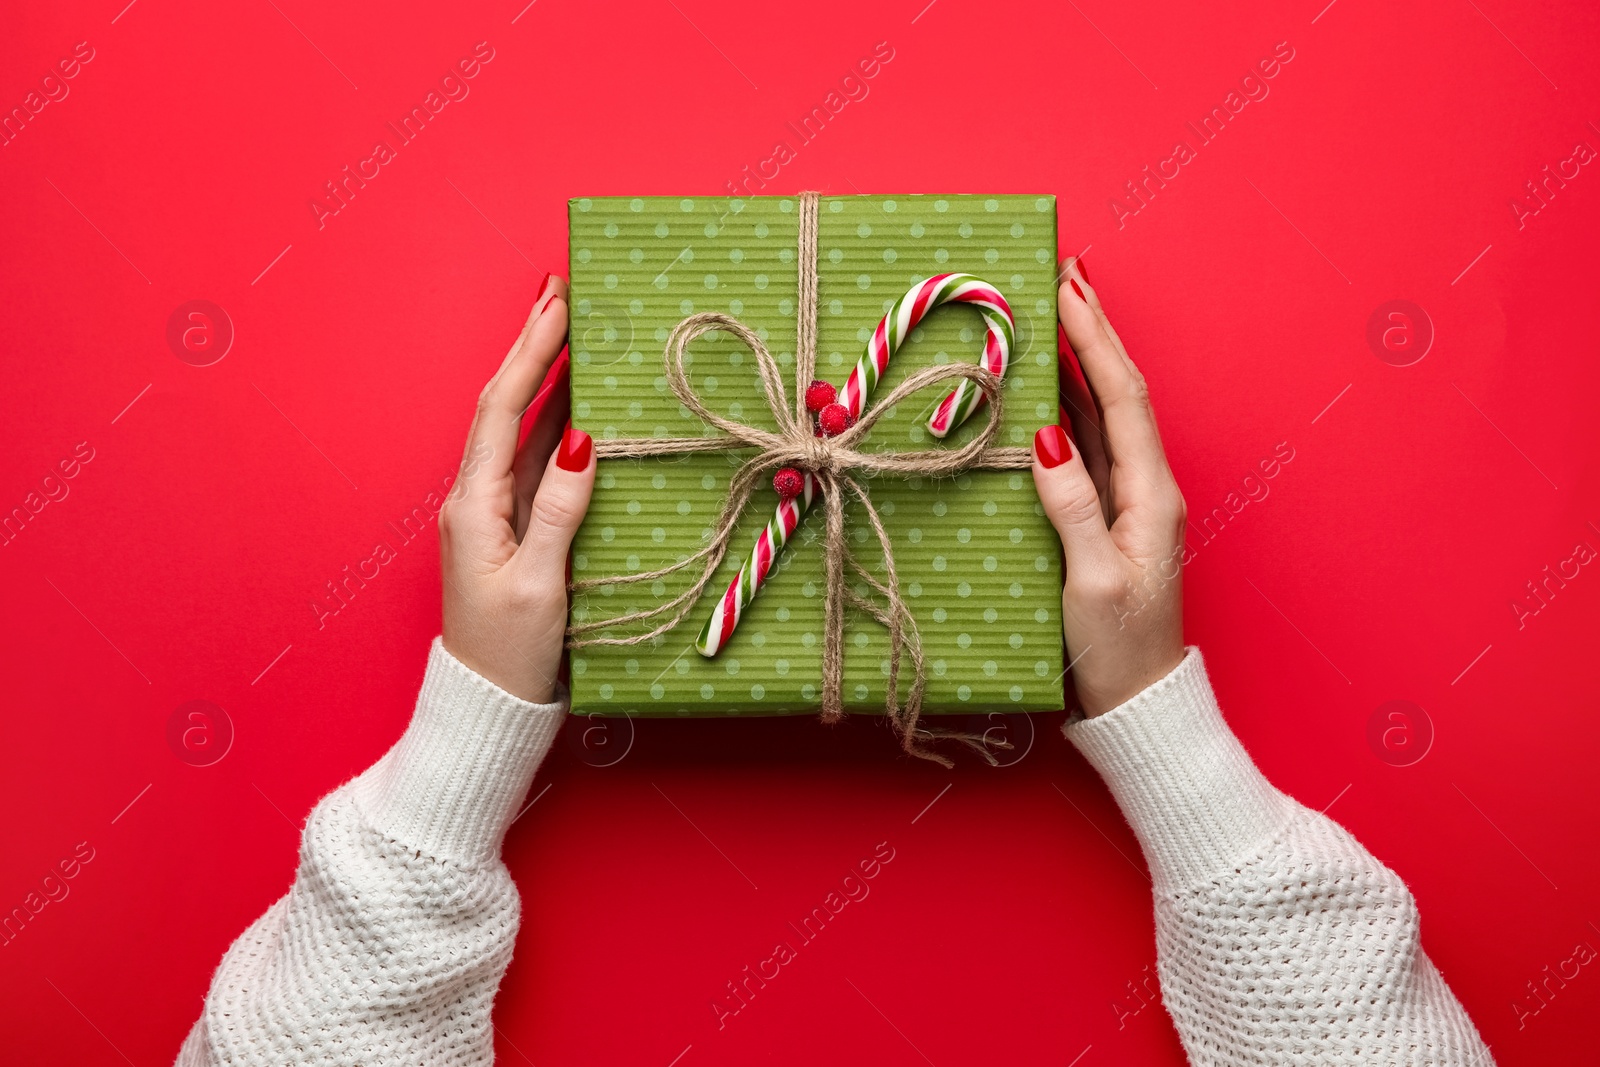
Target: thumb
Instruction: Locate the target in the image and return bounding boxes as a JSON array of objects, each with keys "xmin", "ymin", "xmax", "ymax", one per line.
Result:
[
  {"xmin": 517, "ymin": 424, "xmax": 596, "ymax": 572},
  {"xmin": 1032, "ymin": 424, "xmax": 1117, "ymax": 569}
]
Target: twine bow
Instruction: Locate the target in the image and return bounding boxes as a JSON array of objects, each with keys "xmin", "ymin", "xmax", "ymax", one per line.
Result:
[{"xmin": 567, "ymin": 192, "xmax": 1034, "ymax": 766}]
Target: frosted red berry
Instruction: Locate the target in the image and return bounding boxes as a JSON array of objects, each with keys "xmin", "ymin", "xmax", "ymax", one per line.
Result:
[
  {"xmin": 818, "ymin": 402, "xmax": 853, "ymax": 437},
  {"xmin": 804, "ymin": 380, "xmax": 838, "ymax": 413},
  {"xmin": 772, "ymin": 467, "xmax": 806, "ymax": 498}
]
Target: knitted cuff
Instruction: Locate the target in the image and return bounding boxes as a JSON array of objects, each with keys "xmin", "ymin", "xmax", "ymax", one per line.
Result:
[
  {"xmin": 351, "ymin": 637, "xmax": 566, "ymax": 868},
  {"xmin": 1065, "ymin": 648, "xmax": 1295, "ymax": 891}
]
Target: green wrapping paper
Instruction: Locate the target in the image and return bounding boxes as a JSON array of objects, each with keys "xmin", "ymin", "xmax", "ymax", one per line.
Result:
[{"xmin": 567, "ymin": 194, "xmax": 1064, "ymax": 716}]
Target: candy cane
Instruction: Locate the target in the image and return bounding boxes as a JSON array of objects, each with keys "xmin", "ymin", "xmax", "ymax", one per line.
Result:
[
  {"xmin": 695, "ymin": 273, "xmax": 1015, "ymax": 658},
  {"xmin": 696, "ymin": 471, "xmax": 817, "ymax": 656},
  {"xmin": 842, "ymin": 273, "xmax": 1014, "ymax": 438}
]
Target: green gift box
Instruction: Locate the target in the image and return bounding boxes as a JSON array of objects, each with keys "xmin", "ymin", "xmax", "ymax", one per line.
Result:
[{"xmin": 566, "ymin": 194, "xmax": 1064, "ymax": 718}]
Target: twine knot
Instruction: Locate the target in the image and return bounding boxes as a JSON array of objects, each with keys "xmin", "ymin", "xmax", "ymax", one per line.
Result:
[{"xmin": 803, "ymin": 437, "xmax": 838, "ymax": 473}]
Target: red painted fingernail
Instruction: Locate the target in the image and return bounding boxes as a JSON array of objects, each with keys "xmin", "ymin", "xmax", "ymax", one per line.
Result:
[
  {"xmin": 1069, "ymin": 279, "xmax": 1087, "ymax": 303},
  {"xmin": 537, "ymin": 274, "xmax": 556, "ymax": 301},
  {"xmin": 1074, "ymin": 257, "xmax": 1089, "ymax": 284},
  {"xmin": 1035, "ymin": 424, "xmax": 1071, "ymax": 469},
  {"xmin": 556, "ymin": 424, "xmax": 592, "ymax": 472}
]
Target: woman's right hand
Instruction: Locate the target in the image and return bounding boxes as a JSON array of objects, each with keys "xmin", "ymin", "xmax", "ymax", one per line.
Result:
[{"xmin": 1032, "ymin": 259, "xmax": 1188, "ymax": 717}]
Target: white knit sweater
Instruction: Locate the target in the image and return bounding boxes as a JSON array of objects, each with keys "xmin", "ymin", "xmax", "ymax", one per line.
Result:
[
  {"xmin": 1066, "ymin": 651, "xmax": 1492, "ymax": 1065},
  {"xmin": 177, "ymin": 643, "xmax": 1492, "ymax": 1065}
]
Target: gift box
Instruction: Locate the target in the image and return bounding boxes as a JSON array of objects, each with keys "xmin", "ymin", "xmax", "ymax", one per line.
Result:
[{"xmin": 566, "ymin": 194, "xmax": 1064, "ymax": 717}]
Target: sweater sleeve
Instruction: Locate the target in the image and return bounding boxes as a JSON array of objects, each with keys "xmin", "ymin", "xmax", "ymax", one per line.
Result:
[
  {"xmin": 175, "ymin": 638, "xmax": 564, "ymax": 1067},
  {"xmin": 1066, "ymin": 648, "xmax": 1494, "ymax": 1066}
]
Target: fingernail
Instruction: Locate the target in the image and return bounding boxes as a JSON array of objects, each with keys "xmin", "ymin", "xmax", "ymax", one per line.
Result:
[
  {"xmin": 1035, "ymin": 424, "xmax": 1071, "ymax": 469},
  {"xmin": 537, "ymin": 274, "xmax": 556, "ymax": 301},
  {"xmin": 1070, "ymin": 279, "xmax": 1087, "ymax": 303},
  {"xmin": 556, "ymin": 424, "xmax": 592, "ymax": 472},
  {"xmin": 1074, "ymin": 257, "xmax": 1089, "ymax": 284}
]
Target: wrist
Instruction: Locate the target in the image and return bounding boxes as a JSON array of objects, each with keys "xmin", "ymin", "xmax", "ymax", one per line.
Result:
[
  {"xmin": 440, "ymin": 632, "xmax": 557, "ymax": 705},
  {"xmin": 1078, "ymin": 643, "xmax": 1186, "ymax": 718},
  {"xmin": 443, "ymin": 574, "xmax": 570, "ymax": 702}
]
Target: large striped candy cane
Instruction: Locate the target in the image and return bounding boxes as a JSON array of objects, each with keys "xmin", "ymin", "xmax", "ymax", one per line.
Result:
[
  {"xmin": 695, "ymin": 273, "xmax": 1015, "ymax": 657},
  {"xmin": 842, "ymin": 273, "xmax": 1014, "ymax": 438}
]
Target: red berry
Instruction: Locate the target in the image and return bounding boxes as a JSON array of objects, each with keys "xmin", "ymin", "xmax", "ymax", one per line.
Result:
[
  {"xmin": 804, "ymin": 380, "xmax": 838, "ymax": 413},
  {"xmin": 773, "ymin": 467, "xmax": 806, "ymax": 498},
  {"xmin": 818, "ymin": 402, "xmax": 854, "ymax": 437}
]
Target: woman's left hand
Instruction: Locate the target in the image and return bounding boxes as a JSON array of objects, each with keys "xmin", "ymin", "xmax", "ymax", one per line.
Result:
[
  {"xmin": 1032, "ymin": 259, "xmax": 1187, "ymax": 717},
  {"xmin": 440, "ymin": 276, "xmax": 594, "ymax": 704}
]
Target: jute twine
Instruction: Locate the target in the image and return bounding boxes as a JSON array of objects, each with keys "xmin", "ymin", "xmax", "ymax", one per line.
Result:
[{"xmin": 567, "ymin": 191, "xmax": 1033, "ymax": 766}]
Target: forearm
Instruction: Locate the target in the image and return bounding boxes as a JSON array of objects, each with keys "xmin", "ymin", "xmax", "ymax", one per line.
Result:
[
  {"xmin": 178, "ymin": 639, "xmax": 564, "ymax": 1067},
  {"xmin": 1067, "ymin": 649, "xmax": 1492, "ymax": 1066}
]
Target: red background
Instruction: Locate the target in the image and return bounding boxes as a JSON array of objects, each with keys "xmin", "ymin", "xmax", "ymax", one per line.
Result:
[{"xmin": 3, "ymin": 0, "xmax": 1597, "ymax": 1063}]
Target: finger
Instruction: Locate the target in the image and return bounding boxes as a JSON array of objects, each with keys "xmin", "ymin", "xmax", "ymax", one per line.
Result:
[
  {"xmin": 1056, "ymin": 259, "xmax": 1113, "ymax": 523},
  {"xmin": 1058, "ymin": 347, "xmax": 1111, "ymax": 525},
  {"xmin": 1065, "ymin": 256, "xmax": 1134, "ymax": 364},
  {"xmin": 1032, "ymin": 424, "xmax": 1118, "ymax": 573},
  {"xmin": 1058, "ymin": 265, "xmax": 1174, "ymax": 505},
  {"xmin": 456, "ymin": 279, "xmax": 570, "ymax": 517},
  {"xmin": 515, "ymin": 424, "xmax": 595, "ymax": 578},
  {"xmin": 513, "ymin": 352, "xmax": 572, "ymax": 540},
  {"xmin": 460, "ymin": 276, "xmax": 563, "ymax": 469},
  {"xmin": 502, "ymin": 277, "xmax": 559, "ymax": 365}
]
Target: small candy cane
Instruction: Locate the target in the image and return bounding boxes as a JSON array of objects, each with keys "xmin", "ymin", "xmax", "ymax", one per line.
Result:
[
  {"xmin": 695, "ymin": 273, "xmax": 1015, "ymax": 657},
  {"xmin": 696, "ymin": 471, "xmax": 817, "ymax": 656}
]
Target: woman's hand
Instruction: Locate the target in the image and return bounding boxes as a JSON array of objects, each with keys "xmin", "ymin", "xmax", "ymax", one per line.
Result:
[
  {"xmin": 441, "ymin": 276, "xmax": 594, "ymax": 704},
  {"xmin": 1034, "ymin": 259, "xmax": 1186, "ymax": 717}
]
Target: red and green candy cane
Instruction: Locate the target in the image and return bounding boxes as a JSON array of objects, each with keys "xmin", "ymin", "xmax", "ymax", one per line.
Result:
[{"xmin": 695, "ymin": 273, "xmax": 1015, "ymax": 657}]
